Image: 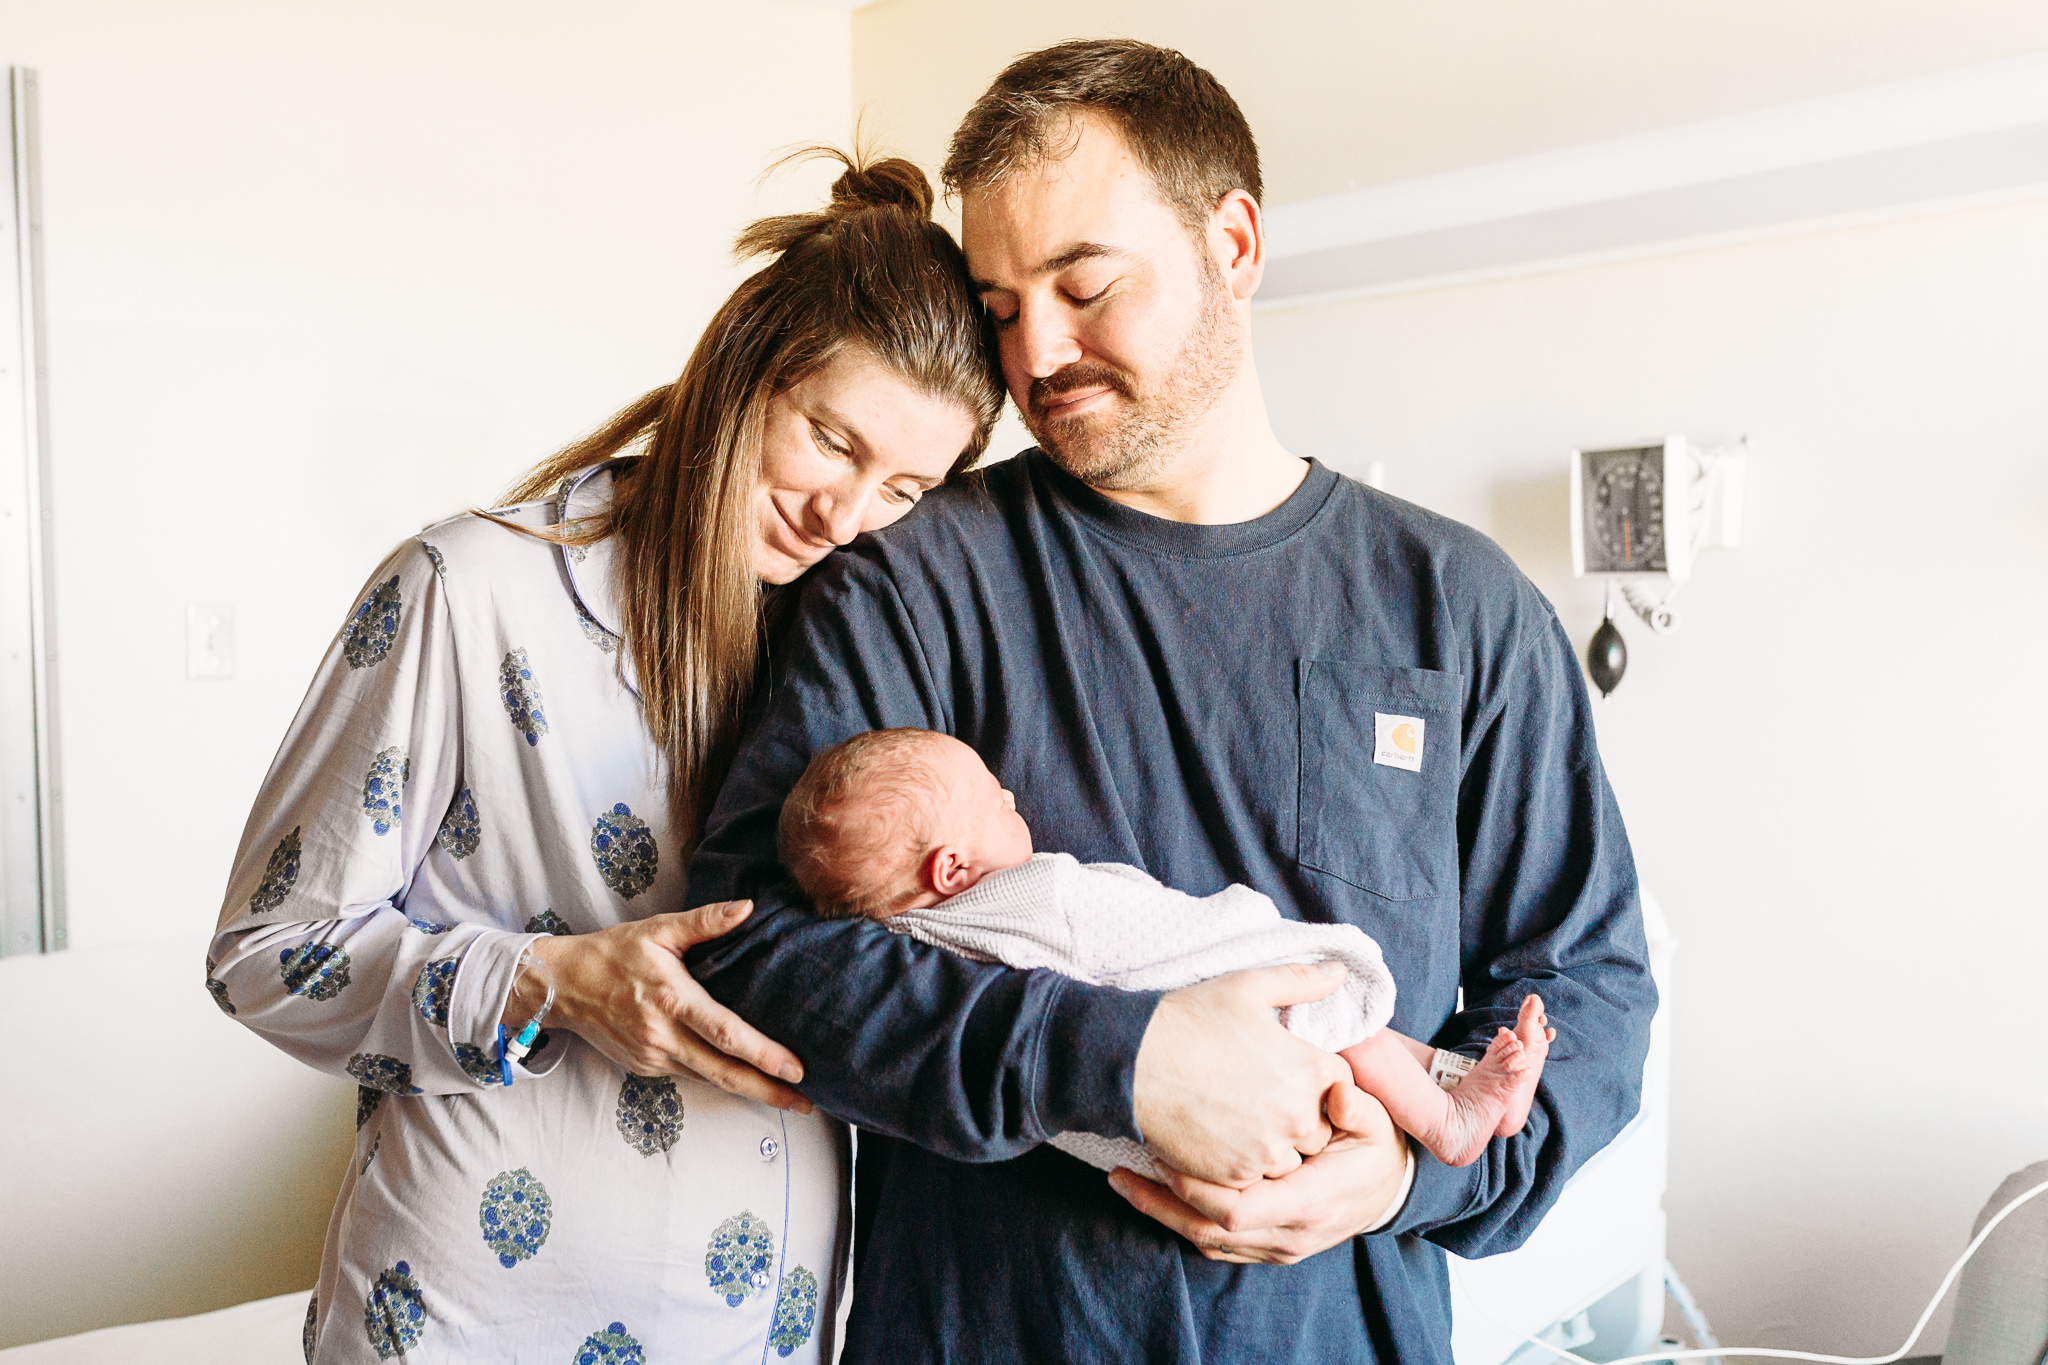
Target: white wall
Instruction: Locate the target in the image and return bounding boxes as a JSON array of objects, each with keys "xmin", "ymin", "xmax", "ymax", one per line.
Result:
[
  {"xmin": 1257, "ymin": 195, "xmax": 2048, "ymax": 1358},
  {"xmin": 0, "ymin": 0, "xmax": 850, "ymax": 1346},
  {"xmin": 7, "ymin": 0, "xmax": 850, "ymax": 955},
  {"xmin": 0, "ymin": 942, "xmax": 357, "ymax": 1349},
  {"xmin": 850, "ymin": 3, "xmax": 2048, "ymax": 1354}
]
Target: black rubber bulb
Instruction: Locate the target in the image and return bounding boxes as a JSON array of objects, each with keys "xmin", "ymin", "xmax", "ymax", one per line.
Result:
[{"xmin": 1587, "ymin": 617, "xmax": 1627, "ymax": 698}]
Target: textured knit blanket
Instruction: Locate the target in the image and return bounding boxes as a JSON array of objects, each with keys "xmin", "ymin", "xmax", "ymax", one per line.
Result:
[{"xmin": 885, "ymin": 852, "xmax": 1398, "ymax": 1180}]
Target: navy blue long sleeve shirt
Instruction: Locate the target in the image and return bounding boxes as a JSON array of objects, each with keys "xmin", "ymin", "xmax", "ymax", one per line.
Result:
[{"xmin": 688, "ymin": 452, "xmax": 1655, "ymax": 1364}]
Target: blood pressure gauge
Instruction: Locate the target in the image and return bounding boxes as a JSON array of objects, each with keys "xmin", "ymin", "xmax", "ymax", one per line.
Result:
[{"xmin": 1570, "ymin": 438, "xmax": 1691, "ymax": 581}]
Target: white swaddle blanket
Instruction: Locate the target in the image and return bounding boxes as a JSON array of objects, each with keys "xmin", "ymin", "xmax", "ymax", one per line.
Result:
[{"xmin": 884, "ymin": 852, "xmax": 1397, "ymax": 1180}]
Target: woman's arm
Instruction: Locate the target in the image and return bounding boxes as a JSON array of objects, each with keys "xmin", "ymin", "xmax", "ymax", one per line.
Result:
[
  {"xmin": 210, "ymin": 534, "xmax": 811, "ymax": 1108},
  {"xmin": 207, "ymin": 537, "xmax": 543, "ymax": 1096}
]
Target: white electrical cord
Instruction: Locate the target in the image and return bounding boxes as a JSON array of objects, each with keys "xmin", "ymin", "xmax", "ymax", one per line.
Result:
[{"xmin": 1450, "ymin": 1176, "xmax": 2048, "ymax": 1365}]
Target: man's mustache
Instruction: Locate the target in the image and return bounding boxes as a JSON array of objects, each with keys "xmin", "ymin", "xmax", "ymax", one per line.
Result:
[{"xmin": 1028, "ymin": 364, "xmax": 1135, "ymax": 418}]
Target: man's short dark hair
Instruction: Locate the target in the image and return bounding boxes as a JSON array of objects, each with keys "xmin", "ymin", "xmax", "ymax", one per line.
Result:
[{"xmin": 942, "ymin": 39, "xmax": 1262, "ymax": 233}]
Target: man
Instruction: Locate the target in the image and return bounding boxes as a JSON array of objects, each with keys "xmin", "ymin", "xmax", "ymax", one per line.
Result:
[{"xmin": 690, "ymin": 38, "xmax": 1655, "ymax": 1363}]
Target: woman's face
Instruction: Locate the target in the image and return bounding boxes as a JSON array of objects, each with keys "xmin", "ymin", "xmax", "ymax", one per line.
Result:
[{"xmin": 753, "ymin": 350, "xmax": 979, "ymax": 585}]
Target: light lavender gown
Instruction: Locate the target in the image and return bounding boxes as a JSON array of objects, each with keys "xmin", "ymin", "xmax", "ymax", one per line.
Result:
[{"xmin": 209, "ymin": 463, "xmax": 847, "ymax": 1364}]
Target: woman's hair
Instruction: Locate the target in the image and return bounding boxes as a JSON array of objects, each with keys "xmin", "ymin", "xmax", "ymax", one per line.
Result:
[{"xmin": 499, "ymin": 150, "xmax": 1003, "ymax": 852}]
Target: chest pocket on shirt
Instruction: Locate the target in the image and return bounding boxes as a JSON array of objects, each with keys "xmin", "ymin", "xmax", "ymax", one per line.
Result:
[{"xmin": 1297, "ymin": 659, "xmax": 1462, "ymax": 901}]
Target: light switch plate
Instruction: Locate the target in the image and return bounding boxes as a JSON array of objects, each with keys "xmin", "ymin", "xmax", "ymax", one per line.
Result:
[{"xmin": 186, "ymin": 604, "xmax": 234, "ymax": 680}]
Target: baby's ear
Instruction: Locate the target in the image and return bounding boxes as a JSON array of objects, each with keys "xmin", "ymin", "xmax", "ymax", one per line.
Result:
[{"xmin": 926, "ymin": 846, "xmax": 975, "ymax": 898}]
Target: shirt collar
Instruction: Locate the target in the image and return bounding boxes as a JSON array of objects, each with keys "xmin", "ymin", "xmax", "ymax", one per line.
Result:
[{"xmin": 555, "ymin": 460, "xmax": 638, "ymax": 695}]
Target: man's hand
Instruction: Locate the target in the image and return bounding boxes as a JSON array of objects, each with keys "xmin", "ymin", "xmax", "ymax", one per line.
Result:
[
  {"xmin": 1132, "ymin": 962, "xmax": 1356, "ymax": 1186},
  {"xmin": 1109, "ymin": 1083, "xmax": 1410, "ymax": 1264}
]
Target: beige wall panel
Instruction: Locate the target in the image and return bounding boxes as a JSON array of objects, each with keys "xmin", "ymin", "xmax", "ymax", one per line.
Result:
[{"xmin": 853, "ymin": 0, "xmax": 2048, "ymax": 203}]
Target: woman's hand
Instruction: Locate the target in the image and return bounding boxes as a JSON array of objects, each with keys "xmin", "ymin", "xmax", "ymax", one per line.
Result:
[{"xmin": 506, "ymin": 900, "xmax": 812, "ymax": 1113}]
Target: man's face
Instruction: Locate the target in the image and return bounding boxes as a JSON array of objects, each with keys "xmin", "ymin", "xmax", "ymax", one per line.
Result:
[{"xmin": 961, "ymin": 113, "xmax": 1242, "ymax": 490}]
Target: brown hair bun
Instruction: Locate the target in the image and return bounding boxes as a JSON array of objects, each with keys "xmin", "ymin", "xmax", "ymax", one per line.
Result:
[
  {"xmin": 736, "ymin": 147, "xmax": 937, "ymax": 261},
  {"xmin": 830, "ymin": 157, "xmax": 934, "ymax": 218}
]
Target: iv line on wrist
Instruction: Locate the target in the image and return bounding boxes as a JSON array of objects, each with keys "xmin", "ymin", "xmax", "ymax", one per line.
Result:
[{"xmin": 496, "ymin": 946, "xmax": 555, "ymax": 1087}]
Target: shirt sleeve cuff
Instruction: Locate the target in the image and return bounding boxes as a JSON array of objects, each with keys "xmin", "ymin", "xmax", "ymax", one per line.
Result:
[
  {"xmin": 450, "ymin": 928, "xmax": 568, "ymax": 1081},
  {"xmin": 1033, "ymin": 978, "xmax": 1163, "ymax": 1142},
  {"xmin": 1363, "ymin": 1141, "xmax": 1417, "ymax": 1233}
]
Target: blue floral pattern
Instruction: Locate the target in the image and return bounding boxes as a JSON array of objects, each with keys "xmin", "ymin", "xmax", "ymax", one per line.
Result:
[
  {"xmin": 222, "ymin": 470, "xmax": 853, "ymax": 1352},
  {"xmin": 590, "ymin": 804, "xmax": 656, "ymax": 899},
  {"xmin": 770, "ymin": 1265, "xmax": 820, "ymax": 1357},
  {"xmin": 250, "ymin": 826, "xmax": 302, "ymax": 914},
  {"xmin": 303, "ymin": 1294, "xmax": 317, "ymax": 1364},
  {"xmin": 572, "ymin": 1323, "xmax": 643, "ymax": 1365},
  {"xmin": 363, "ymin": 1260, "xmax": 426, "ymax": 1359},
  {"xmin": 279, "ymin": 943, "xmax": 351, "ymax": 1000},
  {"xmin": 479, "ymin": 1167, "xmax": 553, "ymax": 1268},
  {"xmin": 704, "ymin": 1211, "xmax": 774, "ymax": 1307},
  {"xmin": 614, "ymin": 1074, "xmax": 682, "ymax": 1155},
  {"xmin": 412, "ymin": 958, "xmax": 457, "ymax": 1027},
  {"xmin": 436, "ymin": 786, "xmax": 480, "ymax": 859},
  {"xmin": 456, "ymin": 1044, "xmax": 505, "ymax": 1088},
  {"xmin": 348, "ymin": 1053, "xmax": 420, "ymax": 1095},
  {"xmin": 342, "ymin": 576, "xmax": 404, "ymax": 670},
  {"xmin": 362, "ymin": 747, "xmax": 409, "ymax": 835},
  {"xmin": 499, "ymin": 649, "xmax": 548, "ymax": 745},
  {"xmin": 574, "ymin": 597, "xmax": 617, "ymax": 653}
]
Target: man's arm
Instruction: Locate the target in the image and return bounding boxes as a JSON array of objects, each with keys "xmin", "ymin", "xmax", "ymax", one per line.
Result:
[
  {"xmin": 1112, "ymin": 591, "xmax": 1655, "ymax": 1260},
  {"xmin": 687, "ymin": 554, "xmax": 1148, "ymax": 1158},
  {"xmin": 1383, "ymin": 599, "xmax": 1657, "ymax": 1251},
  {"xmin": 688, "ymin": 550, "xmax": 1350, "ymax": 1172}
]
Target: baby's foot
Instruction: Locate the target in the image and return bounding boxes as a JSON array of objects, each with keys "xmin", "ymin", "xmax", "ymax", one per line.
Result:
[
  {"xmin": 1418, "ymin": 1024, "xmax": 1533, "ymax": 1168},
  {"xmin": 1493, "ymin": 994, "xmax": 1554, "ymax": 1138}
]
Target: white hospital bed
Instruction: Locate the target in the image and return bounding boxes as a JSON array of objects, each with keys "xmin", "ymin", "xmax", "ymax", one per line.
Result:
[
  {"xmin": 0, "ymin": 1290, "xmax": 311, "ymax": 1365},
  {"xmin": 1451, "ymin": 895, "xmax": 1679, "ymax": 1365}
]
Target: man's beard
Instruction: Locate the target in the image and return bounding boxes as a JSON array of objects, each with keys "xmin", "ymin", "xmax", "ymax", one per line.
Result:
[{"xmin": 1023, "ymin": 260, "xmax": 1241, "ymax": 492}]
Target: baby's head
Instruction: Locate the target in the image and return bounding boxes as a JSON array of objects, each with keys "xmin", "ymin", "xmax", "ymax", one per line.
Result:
[{"xmin": 778, "ymin": 728, "xmax": 1033, "ymax": 920}]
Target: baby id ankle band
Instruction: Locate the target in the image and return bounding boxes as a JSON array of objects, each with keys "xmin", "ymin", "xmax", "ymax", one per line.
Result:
[{"xmin": 1429, "ymin": 1048, "xmax": 1475, "ymax": 1092}]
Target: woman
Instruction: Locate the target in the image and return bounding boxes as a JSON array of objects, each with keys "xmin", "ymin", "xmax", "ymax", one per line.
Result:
[{"xmin": 207, "ymin": 153, "xmax": 1002, "ymax": 1364}]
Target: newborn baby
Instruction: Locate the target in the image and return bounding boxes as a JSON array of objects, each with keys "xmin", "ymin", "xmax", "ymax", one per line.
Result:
[{"xmin": 778, "ymin": 728, "xmax": 1553, "ymax": 1175}]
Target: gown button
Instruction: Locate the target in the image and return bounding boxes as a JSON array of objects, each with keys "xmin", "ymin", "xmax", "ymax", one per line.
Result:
[{"xmin": 759, "ymin": 1136, "xmax": 781, "ymax": 1161}]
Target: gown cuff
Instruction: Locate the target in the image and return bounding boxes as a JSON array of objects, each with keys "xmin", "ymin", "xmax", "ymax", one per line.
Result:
[{"xmin": 451, "ymin": 929, "xmax": 567, "ymax": 1082}]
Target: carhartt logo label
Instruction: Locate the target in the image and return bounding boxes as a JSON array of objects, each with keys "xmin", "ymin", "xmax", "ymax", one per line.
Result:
[{"xmin": 1373, "ymin": 713, "xmax": 1424, "ymax": 772}]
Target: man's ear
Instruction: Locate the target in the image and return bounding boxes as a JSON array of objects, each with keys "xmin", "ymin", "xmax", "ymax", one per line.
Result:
[
  {"xmin": 924, "ymin": 846, "xmax": 976, "ymax": 897},
  {"xmin": 1209, "ymin": 188, "xmax": 1264, "ymax": 302}
]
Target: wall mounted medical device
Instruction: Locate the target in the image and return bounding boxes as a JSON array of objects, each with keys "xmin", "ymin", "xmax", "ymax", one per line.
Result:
[{"xmin": 1570, "ymin": 436, "xmax": 1748, "ymax": 697}]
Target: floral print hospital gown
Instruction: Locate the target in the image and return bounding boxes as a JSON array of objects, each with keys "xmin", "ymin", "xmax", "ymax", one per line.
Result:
[{"xmin": 209, "ymin": 462, "xmax": 848, "ymax": 1364}]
